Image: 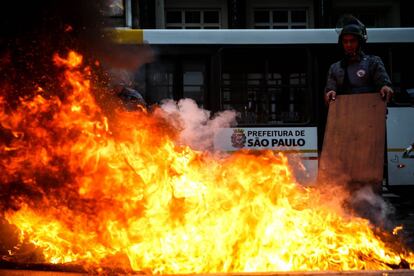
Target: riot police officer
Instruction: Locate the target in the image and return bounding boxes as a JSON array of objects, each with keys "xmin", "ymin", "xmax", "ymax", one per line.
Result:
[{"xmin": 324, "ymin": 17, "xmax": 394, "ymax": 104}]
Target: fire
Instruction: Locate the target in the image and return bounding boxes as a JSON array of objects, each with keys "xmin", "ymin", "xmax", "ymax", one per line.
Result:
[{"xmin": 1, "ymin": 51, "xmax": 414, "ymax": 273}]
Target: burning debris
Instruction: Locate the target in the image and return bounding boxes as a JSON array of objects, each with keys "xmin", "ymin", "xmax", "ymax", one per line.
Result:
[
  {"xmin": 0, "ymin": 49, "xmax": 414, "ymax": 274},
  {"xmin": 0, "ymin": 1, "xmax": 413, "ymax": 273}
]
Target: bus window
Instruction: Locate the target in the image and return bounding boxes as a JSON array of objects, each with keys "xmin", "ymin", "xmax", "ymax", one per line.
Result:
[
  {"xmin": 147, "ymin": 62, "xmax": 174, "ymax": 104},
  {"xmin": 390, "ymin": 45, "xmax": 414, "ymax": 105},
  {"xmin": 221, "ymin": 48, "xmax": 310, "ymax": 125},
  {"xmin": 146, "ymin": 58, "xmax": 207, "ymax": 106},
  {"xmin": 183, "ymin": 62, "xmax": 205, "ymax": 107}
]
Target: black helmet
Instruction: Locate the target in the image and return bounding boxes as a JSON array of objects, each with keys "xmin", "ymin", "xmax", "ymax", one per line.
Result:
[
  {"xmin": 336, "ymin": 15, "xmax": 367, "ymax": 44},
  {"xmin": 118, "ymin": 87, "xmax": 147, "ymax": 110},
  {"xmin": 338, "ymin": 24, "xmax": 367, "ymax": 44}
]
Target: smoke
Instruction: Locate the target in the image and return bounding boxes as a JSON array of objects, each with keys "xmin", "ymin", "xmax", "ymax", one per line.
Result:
[
  {"xmin": 317, "ymin": 176, "xmax": 396, "ymax": 230},
  {"xmin": 0, "ymin": 0, "xmax": 153, "ymax": 104},
  {"xmin": 315, "ymin": 169, "xmax": 396, "ymax": 229},
  {"xmin": 349, "ymin": 185, "xmax": 395, "ymax": 229},
  {"xmin": 160, "ymin": 99, "xmax": 236, "ymax": 151}
]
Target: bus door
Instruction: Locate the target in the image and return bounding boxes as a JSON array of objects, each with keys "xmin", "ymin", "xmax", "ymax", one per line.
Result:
[
  {"xmin": 386, "ymin": 44, "xmax": 414, "ymax": 191},
  {"xmin": 213, "ymin": 46, "xmax": 318, "ymax": 185},
  {"xmin": 387, "ymin": 107, "xmax": 414, "ymax": 188}
]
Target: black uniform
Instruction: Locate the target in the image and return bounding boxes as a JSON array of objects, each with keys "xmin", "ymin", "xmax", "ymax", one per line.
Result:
[{"xmin": 325, "ymin": 52, "xmax": 392, "ymax": 94}]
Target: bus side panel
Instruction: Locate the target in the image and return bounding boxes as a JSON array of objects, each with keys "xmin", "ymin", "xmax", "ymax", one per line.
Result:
[{"xmin": 387, "ymin": 107, "xmax": 414, "ymax": 186}]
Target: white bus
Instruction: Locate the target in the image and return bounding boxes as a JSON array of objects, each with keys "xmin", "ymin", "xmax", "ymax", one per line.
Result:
[{"xmin": 112, "ymin": 28, "xmax": 414, "ymax": 192}]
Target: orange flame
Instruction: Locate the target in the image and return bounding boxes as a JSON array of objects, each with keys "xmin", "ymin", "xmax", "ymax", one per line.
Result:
[
  {"xmin": 393, "ymin": 226, "xmax": 404, "ymax": 236},
  {"xmin": 1, "ymin": 51, "xmax": 413, "ymax": 273}
]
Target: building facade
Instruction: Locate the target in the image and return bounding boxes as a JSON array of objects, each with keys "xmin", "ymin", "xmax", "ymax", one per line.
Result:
[{"xmin": 106, "ymin": 0, "xmax": 414, "ymax": 29}]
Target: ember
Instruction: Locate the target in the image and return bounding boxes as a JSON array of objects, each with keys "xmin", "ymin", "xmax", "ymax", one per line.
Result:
[{"xmin": 0, "ymin": 51, "xmax": 413, "ymax": 274}]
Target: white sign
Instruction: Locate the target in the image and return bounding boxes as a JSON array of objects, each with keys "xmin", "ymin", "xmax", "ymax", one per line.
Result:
[
  {"xmin": 214, "ymin": 127, "xmax": 318, "ymax": 185},
  {"xmin": 214, "ymin": 127, "xmax": 317, "ymax": 152}
]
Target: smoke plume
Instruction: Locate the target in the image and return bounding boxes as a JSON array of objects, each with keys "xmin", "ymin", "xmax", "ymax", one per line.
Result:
[
  {"xmin": 349, "ymin": 185, "xmax": 395, "ymax": 229},
  {"xmin": 161, "ymin": 99, "xmax": 236, "ymax": 151}
]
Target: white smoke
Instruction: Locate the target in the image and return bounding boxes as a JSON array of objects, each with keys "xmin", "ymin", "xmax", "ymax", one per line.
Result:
[
  {"xmin": 349, "ymin": 185, "xmax": 395, "ymax": 229},
  {"xmin": 161, "ymin": 98, "xmax": 236, "ymax": 151}
]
